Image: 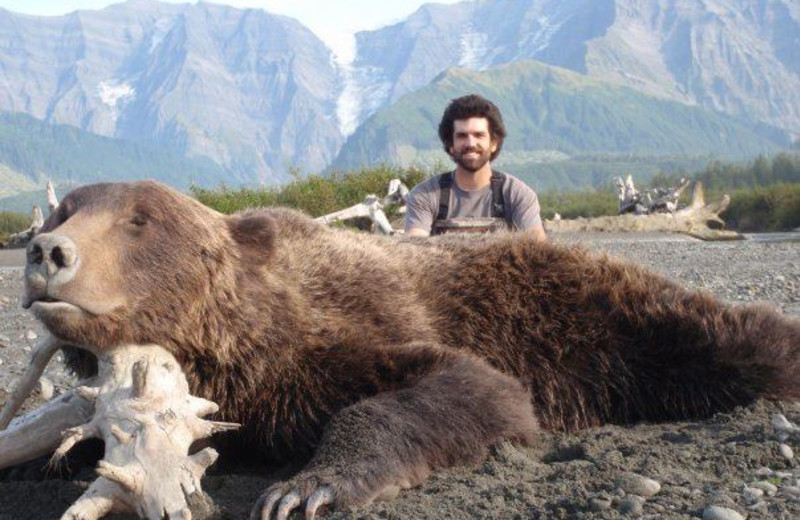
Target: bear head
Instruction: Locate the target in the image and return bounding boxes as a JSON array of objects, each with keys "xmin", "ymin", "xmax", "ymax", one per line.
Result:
[{"xmin": 22, "ymin": 181, "xmax": 276, "ymax": 353}]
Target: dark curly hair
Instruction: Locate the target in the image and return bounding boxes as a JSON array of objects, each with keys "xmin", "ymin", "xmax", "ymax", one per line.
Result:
[{"xmin": 438, "ymin": 94, "xmax": 506, "ymax": 161}]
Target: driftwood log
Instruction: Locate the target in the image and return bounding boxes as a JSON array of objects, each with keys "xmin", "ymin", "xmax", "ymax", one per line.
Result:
[
  {"xmin": 0, "ymin": 337, "xmax": 239, "ymax": 520},
  {"xmin": 3, "ymin": 181, "xmax": 59, "ymax": 249},
  {"xmin": 315, "ymin": 179, "xmax": 408, "ymax": 235},
  {"xmin": 615, "ymin": 174, "xmax": 691, "ymax": 215},
  {"xmin": 547, "ymin": 181, "xmax": 741, "ymax": 239}
]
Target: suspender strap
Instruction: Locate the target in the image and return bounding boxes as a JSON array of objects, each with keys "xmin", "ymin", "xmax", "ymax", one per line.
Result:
[
  {"xmin": 437, "ymin": 171, "xmax": 453, "ymax": 221},
  {"xmin": 490, "ymin": 171, "xmax": 506, "ymax": 219}
]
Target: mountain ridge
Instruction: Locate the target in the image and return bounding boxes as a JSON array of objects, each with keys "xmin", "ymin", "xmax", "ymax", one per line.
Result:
[{"xmin": 0, "ymin": 0, "xmax": 795, "ymax": 195}]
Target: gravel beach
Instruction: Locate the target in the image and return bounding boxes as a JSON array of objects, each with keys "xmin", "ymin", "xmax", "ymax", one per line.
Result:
[{"xmin": 1, "ymin": 231, "xmax": 798, "ymax": 520}]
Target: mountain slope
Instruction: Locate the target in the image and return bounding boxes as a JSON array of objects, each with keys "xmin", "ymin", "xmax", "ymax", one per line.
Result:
[
  {"xmin": 331, "ymin": 61, "xmax": 788, "ymax": 189},
  {"xmin": 0, "ymin": 0, "xmax": 342, "ymax": 183},
  {"xmin": 346, "ymin": 0, "xmax": 800, "ymax": 133},
  {"xmin": 0, "ymin": 112, "xmax": 226, "ymax": 192}
]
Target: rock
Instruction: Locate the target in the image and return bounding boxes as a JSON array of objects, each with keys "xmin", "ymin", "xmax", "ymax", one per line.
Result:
[
  {"xmin": 38, "ymin": 378, "xmax": 54, "ymax": 401},
  {"xmin": 742, "ymin": 486, "xmax": 764, "ymax": 504},
  {"xmin": 746, "ymin": 501, "xmax": 768, "ymax": 513},
  {"xmin": 615, "ymin": 472, "xmax": 661, "ymax": 498},
  {"xmin": 779, "ymin": 444, "xmax": 794, "ymax": 460},
  {"xmin": 0, "ymin": 334, "xmax": 10, "ymax": 345},
  {"xmin": 772, "ymin": 414, "xmax": 798, "ymax": 433},
  {"xmin": 782, "ymin": 486, "xmax": 800, "ymax": 499},
  {"xmin": 25, "ymin": 330, "xmax": 38, "ymax": 341},
  {"xmin": 619, "ymin": 495, "xmax": 644, "ymax": 516},
  {"xmin": 702, "ymin": 505, "xmax": 745, "ymax": 520},
  {"xmin": 588, "ymin": 496, "xmax": 612, "ymax": 512},
  {"xmin": 755, "ymin": 467, "xmax": 773, "ymax": 477},
  {"xmin": 750, "ymin": 481, "xmax": 778, "ymax": 496}
]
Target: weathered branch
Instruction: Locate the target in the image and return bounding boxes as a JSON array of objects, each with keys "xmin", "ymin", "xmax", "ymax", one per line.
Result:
[
  {"xmin": 4, "ymin": 205, "xmax": 44, "ymax": 248},
  {"xmin": 547, "ymin": 181, "xmax": 739, "ymax": 239},
  {"xmin": 46, "ymin": 181, "xmax": 60, "ymax": 215},
  {"xmin": 315, "ymin": 179, "xmax": 408, "ymax": 235},
  {"xmin": 1, "ymin": 342, "xmax": 239, "ymax": 519},
  {"xmin": 0, "ymin": 333, "xmax": 64, "ymax": 429},
  {"xmin": 2, "ymin": 181, "xmax": 58, "ymax": 248}
]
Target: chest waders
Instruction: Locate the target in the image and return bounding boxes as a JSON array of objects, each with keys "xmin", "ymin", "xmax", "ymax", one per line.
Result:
[{"xmin": 431, "ymin": 171, "xmax": 513, "ymax": 235}]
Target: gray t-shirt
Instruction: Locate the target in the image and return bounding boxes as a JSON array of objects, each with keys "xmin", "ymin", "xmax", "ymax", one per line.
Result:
[{"xmin": 404, "ymin": 171, "xmax": 542, "ymax": 234}]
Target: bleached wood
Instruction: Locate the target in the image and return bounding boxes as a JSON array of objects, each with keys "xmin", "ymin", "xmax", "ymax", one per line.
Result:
[
  {"xmin": 315, "ymin": 179, "xmax": 409, "ymax": 235},
  {"xmin": 0, "ymin": 387, "xmax": 95, "ymax": 469},
  {"xmin": 45, "ymin": 344, "xmax": 240, "ymax": 520},
  {"xmin": 547, "ymin": 181, "xmax": 737, "ymax": 237},
  {"xmin": 46, "ymin": 181, "xmax": 59, "ymax": 214},
  {"xmin": 0, "ymin": 333, "xmax": 64, "ymax": 429},
  {"xmin": 4, "ymin": 205, "xmax": 45, "ymax": 248}
]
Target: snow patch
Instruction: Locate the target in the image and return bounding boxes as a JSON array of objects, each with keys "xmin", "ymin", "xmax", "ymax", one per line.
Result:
[
  {"xmin": 521, "ymin": 15, "xmax": 562, "ymax": 55},
  {"xmin": 98, "ymin": 81, "xmax": 136, "ymax": 108},
  {"xmin": 458, "ymin": 27, "xmax": 490, "ymax": 70},
  {"xmin": 336, "ymin": 63, "xmax": 392, "ymax": 137}
]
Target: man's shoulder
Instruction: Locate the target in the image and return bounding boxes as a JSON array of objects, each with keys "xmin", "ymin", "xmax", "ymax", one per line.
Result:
[
  {"xmin": 409, "ymin": 173, "xmax": 448, "ymax": 196},
  {"xmin": 495, "ymin": 171, "xmax": 537, "ymax": 197}
]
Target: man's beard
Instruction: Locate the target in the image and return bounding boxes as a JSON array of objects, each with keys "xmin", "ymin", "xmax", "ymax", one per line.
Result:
[{"xmin": 452, "ymin": 147, "xmax": 492, "ymax": 172}]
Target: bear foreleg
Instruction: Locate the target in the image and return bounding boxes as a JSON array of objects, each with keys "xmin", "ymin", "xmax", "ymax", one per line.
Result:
[{"xmin": 251, "ymin": 346, "xmax": 538, "ymax": 520}]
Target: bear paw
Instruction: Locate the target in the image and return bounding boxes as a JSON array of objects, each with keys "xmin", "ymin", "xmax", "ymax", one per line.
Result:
[{"xmin": 251, "ymin": 479, "xmax": 335, "ymax": 520}]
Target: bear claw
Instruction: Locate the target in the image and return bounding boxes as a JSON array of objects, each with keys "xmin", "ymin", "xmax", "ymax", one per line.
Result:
[{"xmin": 253, "ymin": 484, "xmax": 334, "ymax": 520}]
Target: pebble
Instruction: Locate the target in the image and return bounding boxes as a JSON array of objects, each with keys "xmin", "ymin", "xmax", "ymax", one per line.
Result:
[
  {"xmin": 755, "ymin": 467, "xmax": 773, "ymax": 477},
  {"xmin": 619, "ymin": 495, "xmax": 644, "ymax": 516},
  {"xmin": 746, "ymin": 501, "xmax": 768, "ymax": 513},
  {"xmin": 25, "ymin": 330, "xmax": 38, "ymax": 341},
  {"xmin": 39, "ymin": 378, "xmax": 54, "ymax": 400},
  {"xmin": 615, "ymin": 472, "xmax": 661, "ymax": 498},
  {"xmin": 750, "ymin": 481, "xmax": 778, "ymax": 496},
  {"xmin": 772, "ymin": 414, "xmax": 798, "ymax": 433},
  {"xmin": 702, "ymin": 505, "xmax": 745, "ymax": 520},
  {"xmin": 742, "ymin": 486, "xmax": 764, "ymax": 504},
  {"xmin": 779, "ymin": 444, "xmax": 794, "ymax": 460},
  {"xmin": 782, "ymin": 486, "xmax": 800, "ymax": 499},
  {"xmin": 588, "ymin": 496, "xmax": 612, "ymax": 512},
  {"xmin": 0, "ymin": 334, "xmax": 10, "ymax": 345}
]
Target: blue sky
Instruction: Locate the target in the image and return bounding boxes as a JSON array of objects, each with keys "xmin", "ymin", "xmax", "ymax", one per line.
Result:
[{"xmin": 0, "ymin": 0, "xmax": 464, "ymax": 61}]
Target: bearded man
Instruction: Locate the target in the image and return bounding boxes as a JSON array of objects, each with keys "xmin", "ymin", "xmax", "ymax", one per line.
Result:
[{"xmin": 404, "ymin": 94, "xmax": 546, "ymax": 239}]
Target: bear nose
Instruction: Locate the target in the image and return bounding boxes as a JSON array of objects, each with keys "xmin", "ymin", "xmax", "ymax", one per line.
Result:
[{"xmin": 27, "ymin": 233, "xmax": 78, "ymax": 277}]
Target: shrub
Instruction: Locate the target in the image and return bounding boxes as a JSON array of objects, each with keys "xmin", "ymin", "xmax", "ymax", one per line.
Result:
[
  {"xmin": 724, "ymin": 184, "xmax": 800, "ymax": 232},
  {"xmin": 192, "ymin": 165, "xmax": 428, "ymax": 219},
  {"xmin": 0, "ymin": 211, "xmax": 31, "ymax": 243}
]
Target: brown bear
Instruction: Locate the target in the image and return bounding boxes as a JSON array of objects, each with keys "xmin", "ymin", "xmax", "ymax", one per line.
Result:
[{"xmin": 22, "ymin": 181, "xmax": 800, "ymax": 519}]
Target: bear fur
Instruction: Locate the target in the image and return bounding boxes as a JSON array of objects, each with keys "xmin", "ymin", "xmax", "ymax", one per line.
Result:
[{"xmin": 23, "ymin": 181, "xmax": 800, "ymax": 515}]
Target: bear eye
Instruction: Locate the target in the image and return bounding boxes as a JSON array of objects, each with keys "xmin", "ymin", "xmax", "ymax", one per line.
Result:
[{"xmin": 129, "ymin": 215, "xmax": 148, "ymax": 227}]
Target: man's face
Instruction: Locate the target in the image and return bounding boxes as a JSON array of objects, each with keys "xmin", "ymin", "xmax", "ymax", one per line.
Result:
[{"xmin": 449, "ymin": 117, "xmax": 498, "ymax": 173}]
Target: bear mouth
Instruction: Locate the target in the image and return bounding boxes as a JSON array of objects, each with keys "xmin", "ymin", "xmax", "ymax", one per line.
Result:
[
  {"xmin": 29, "ymin": 299, "xmax": 83, "ymax": 312},
  {"xmin": 24, "ymin": 295, "xmax": 86, "ymax": 314}
]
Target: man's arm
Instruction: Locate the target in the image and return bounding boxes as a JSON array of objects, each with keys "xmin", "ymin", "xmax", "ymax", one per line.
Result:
[
  {"xmin": 403, "ymin": 181, "xmax": 436, "ymax": 236},
  {"xmin": 527, "ymin": 221, "xmax": 547, "ymax": 241},
  {"xmin": 405, "ymin": 227, "xmax": 430, "ymax": 237},
  {"xmin": 509, "ymin": 180, "xmax": 547, "ymax": 240}
]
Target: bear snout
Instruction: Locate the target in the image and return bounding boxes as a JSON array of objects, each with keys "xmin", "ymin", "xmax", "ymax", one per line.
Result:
[{"xmin": 24, "ymin": 233, "xmax": 80, "ymax": 305}]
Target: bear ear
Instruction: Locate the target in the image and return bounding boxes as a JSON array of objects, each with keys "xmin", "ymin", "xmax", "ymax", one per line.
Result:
[{"xmin": 226, "ymin": 212, "xmax": 276, "ymax": 260}]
